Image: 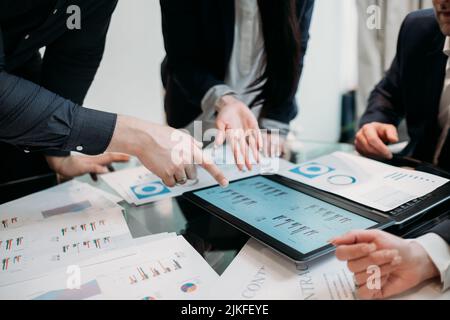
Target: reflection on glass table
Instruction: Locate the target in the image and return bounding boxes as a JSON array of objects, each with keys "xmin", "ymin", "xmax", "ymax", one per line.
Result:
[{"xmin": 77, "ymin": 140, "xmax": 355, "ymax": 275}]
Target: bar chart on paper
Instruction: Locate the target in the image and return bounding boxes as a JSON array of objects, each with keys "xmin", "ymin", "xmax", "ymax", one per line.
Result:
[
  {"xmin": 95, "ymin": 236, "xmax": 218, "ymax": 299},
  {"xmin": 0, "ymin": 208, "xmax": 131, "ymax": 287},
  {"xmin": 1, "ymin": 217, "xmax": 19, "ymax": 230}
]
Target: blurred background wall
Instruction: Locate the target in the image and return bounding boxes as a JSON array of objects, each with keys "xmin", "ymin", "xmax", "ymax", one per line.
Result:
[{"xmin": 84, "ymin": 0, "xmax": 433, "ymax": 143}]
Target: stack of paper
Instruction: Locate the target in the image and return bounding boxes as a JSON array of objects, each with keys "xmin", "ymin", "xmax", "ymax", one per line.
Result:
[
  {"xmin": 0, "ymin": 180, "xmax": 133, "ymax": 287},
  {"xmin": 0, "ymin": 180, "xmax": 221, "ymax": 300},
  {"xmin": 0, "ymin": 180, "xmax": 122, "ymax": 230},
  {"xmin": 101, "ymin": 144, "xmax": 292, "ymax": 206},
  {"xmin": 211, "ymin": 239, "xmax": 450, "ymax": 300},
  {"xmin": 281, "ymin": 152, "xmax": 449, "ymax": 212},
  {"xmin": 0, "ymin": 235, "xmax": 218, "ymax": 300}
]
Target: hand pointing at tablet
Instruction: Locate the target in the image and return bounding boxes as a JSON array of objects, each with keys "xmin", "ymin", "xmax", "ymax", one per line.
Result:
[{"xmin": 107, "ymin": 115, "xmax": 229, "ymax": 188}]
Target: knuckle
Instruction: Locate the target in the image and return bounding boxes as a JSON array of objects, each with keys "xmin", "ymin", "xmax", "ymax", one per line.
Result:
[
  {"xmin": 347, "ymin": 261, "xmax": 356, "ymax": 272},
  {"xmin": 367, "ymin": 137, "xmax": 377, "ymax": 145},
  {"xmin": 354, "ymin": 274, "xmax": 366, "ymax": 286},
  {"xmin": 369, "ymin": 255, "xmax": 381, "ymax": 265},
  {"xmin": 335, "ymin": 248, "xmax": 344, "ymax": 260}
]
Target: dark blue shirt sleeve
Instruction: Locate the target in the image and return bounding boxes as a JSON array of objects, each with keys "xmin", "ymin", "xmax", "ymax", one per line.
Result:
[
  {"xmin": 0, "ymin": 25, "xmax": 117, "ymax": 156},
  {"xmin": 0, "ymin": 71, "xmax": 117, "ymax": 155}
]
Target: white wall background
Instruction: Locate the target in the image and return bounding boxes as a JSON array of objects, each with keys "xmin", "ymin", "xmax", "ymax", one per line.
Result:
[
  {"xmin": 85, "ymin": 0, "xmax": 358, "ymax": 142},
  {"xmin": 293, "ymin": 0, "xmax": 358, "ymax": 141},
  {"xmin": 85, "ymin": 0, "xmax": 166, "ymax": 123}
]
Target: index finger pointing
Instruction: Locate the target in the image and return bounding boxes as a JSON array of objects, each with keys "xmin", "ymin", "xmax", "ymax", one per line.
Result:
[
  {"xmin": 202, "ymin": 161, "xmax": 229, "ymax": 187},
  {"xmin": 335, "ymin": 243, "xmax": 377, "ymax": 261},
  {"xmin": 330, "ymin": 230, "xmax": 382, "ymax": 246},
  {"xmin": 193, "ymin": 145, "xmax": 229, "ymax": 187}
]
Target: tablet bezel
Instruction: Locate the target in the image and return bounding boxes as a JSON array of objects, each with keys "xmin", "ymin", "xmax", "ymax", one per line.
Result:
[{"xmin": 183, "ymin": 174, "xmax": 394, "ymax": 262}]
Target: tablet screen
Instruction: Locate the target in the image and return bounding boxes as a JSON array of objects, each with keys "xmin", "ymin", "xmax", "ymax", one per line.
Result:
[{"xmin": 194, "ymin": 176, "xmax": 377, "ymax": 254}]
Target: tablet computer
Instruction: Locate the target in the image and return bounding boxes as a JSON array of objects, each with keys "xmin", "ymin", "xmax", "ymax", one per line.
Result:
[{"xmin": 183, "ymin": 175, "xmax": 394, "ymax": 262}]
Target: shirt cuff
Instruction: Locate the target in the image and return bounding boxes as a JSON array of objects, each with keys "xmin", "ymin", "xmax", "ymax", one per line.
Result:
[
  {"xmin": 201, "ymin": 84, "xmax": 237, "ymax": 119},
  {"xmin": 259, "ymin": 118, "xmax": 291, "ymax": 136},
  {"xmin": 64, "ymin": 107, "xmax": 117, "ymax": 155},
  {"xmin": 413, "ymin": 233, "xmax": 450, "ymax": 291}
]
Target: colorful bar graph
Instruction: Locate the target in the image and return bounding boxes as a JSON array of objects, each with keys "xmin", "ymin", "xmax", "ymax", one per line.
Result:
[
  {"xmin": 5, "ymin": 239, "xmax": 12, "ymax": 251},
  {"xmin": 1, "ymin": 217, "xmax": 18, "ymax": 230},
  {"xmin": 2, "ymin": 258, "xmax": 9, "ymax": 271}
]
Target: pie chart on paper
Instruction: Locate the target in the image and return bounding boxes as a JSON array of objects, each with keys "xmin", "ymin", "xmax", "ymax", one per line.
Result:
[
  {"xmin": 180, "ymin": 282, "xmax": 198, "ymax": 293},
  {"xmin": 327, "ymin": 175, "xmax": 357, "ymax": 186}
]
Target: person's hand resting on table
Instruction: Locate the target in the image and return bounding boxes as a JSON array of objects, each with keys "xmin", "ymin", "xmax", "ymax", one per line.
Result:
[
  {"xmin": 355, "ymin": 122, "xmax": 399, "ymax": 160},
  {"xmin": 46, "ymin": 153, "xmax": 130, "ymax": 180},
  {"xmin": 330, "ymin": 230, "xmax": 439, "ymax": 299}
]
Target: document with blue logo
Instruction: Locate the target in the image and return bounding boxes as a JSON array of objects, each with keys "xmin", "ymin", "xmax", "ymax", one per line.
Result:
[{"xmin": 281, "ymin": 152, "xmax": 449, "ymax": 212}]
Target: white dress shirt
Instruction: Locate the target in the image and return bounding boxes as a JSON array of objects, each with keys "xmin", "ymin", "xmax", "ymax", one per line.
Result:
[
  {"xmin": 414, "ymin": 38, "xmax": 450, "ymax": 291},
  {"xmin": 198, "ymin": 0, "xmax": 290, "ymax": 135},
  {"xmin": 433, "ymin": 37, "xmax": 450, "ymax": 165},
  {"xmin": 413, "ymin": 233, "xmax": 450, "ymax": 291}
]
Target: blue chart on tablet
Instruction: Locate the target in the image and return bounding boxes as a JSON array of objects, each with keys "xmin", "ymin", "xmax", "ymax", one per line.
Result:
[{"xmin": 194, "ymin": 176, "xmax": 377, "ymax": 254}]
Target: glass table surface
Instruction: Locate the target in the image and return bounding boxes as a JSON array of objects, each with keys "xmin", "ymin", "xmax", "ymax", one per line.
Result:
[{"xmin": 77, "ymin": 139, "xmax": 355, "ymax": 275}]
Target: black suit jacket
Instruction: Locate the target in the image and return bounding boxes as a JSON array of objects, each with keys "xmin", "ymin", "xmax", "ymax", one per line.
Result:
[
  {"xmin": 361, "ymin": 9, "xmax": 450, "ymax": 244},
  {"xmin": 0, "ymin": 0, "xmax": 117, "ymax": 202},
  {"xmin": 430, "ymin": 218, "xmax": 450, "ymax": 244},
  {"xmin": 360, "ymin": 9, "xmax": 449, "ymax": 170},
  {"xmin": 160, "ymin": 0, "xmax": 314, "ymax": 129}
]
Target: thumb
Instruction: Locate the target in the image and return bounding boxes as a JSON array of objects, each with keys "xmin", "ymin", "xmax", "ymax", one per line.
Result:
[
  {"xmin": 378, "ymin": 124, "xmax": 399, "ymax": 144},
  {"xmin": 385, "ymin": 125, "xmax": 399, "ymax": 143},
  {"xmin": 85, "ymin": 163, "xmax": 109, "ymax": 175},
  {"xmin": 93, "ymin": 165, "xmax": 109, "ymax": 174}
]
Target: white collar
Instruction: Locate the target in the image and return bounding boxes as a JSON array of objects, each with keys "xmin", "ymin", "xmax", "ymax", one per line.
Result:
[{"xmin": 444, "ymin": 37, "xmax": 450, "ymax": 57}]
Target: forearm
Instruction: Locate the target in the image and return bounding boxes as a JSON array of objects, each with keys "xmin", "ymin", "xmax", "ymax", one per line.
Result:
[
  {"xmin": 106, "ymin": 115, "xmax": 150, "ymax": 157},
  {"xmin": 201, "ymin": 84, "xmax": 237, "ymax": 119},
  {"xmin": 106, "ymin": 115, "xmax": 171, "ymax": 161},
  {"xmin": 0, "ymin": 71, "xmax": 116, "ymax": 154}
]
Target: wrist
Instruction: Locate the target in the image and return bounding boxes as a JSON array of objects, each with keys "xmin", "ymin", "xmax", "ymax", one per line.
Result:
[
  {"xmin": 107, "ymin": 115, "xmax": 152, "ymax": 158},
  {"xmin": 408, "ymin": 241, "xmax": 440, "ymax": 282},
  {"xmin": 216, "ymin": 94, "xmax": 239, "ymax": 113}
]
